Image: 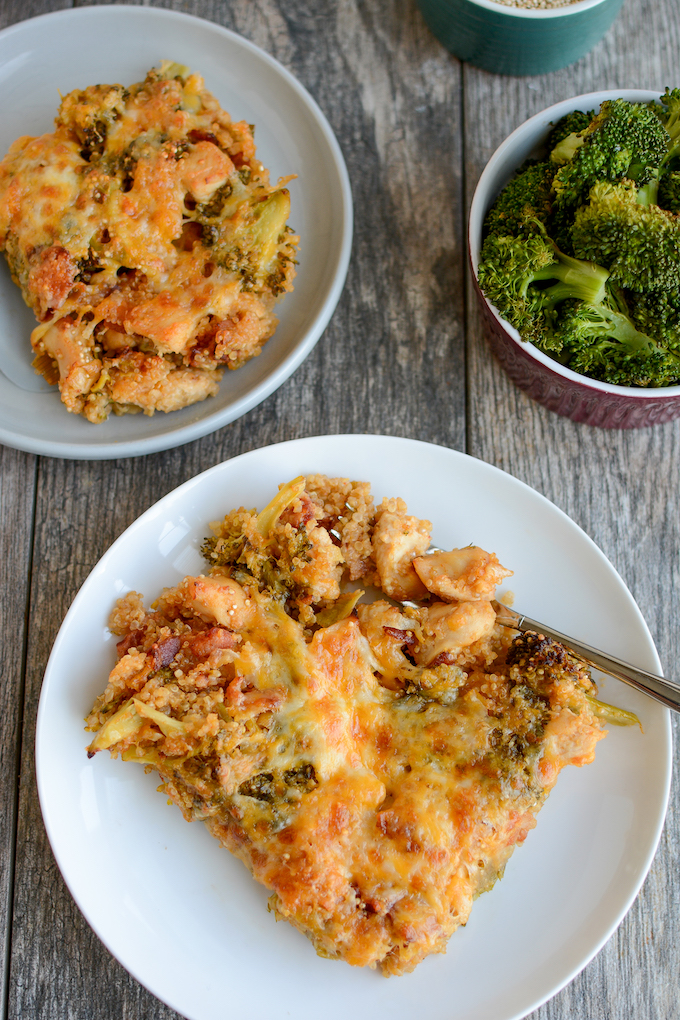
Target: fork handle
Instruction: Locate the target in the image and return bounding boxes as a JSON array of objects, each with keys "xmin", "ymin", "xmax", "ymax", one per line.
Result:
[{"xmin": 494, "ymin": 604, "xmax": 680, "ymax": 713}]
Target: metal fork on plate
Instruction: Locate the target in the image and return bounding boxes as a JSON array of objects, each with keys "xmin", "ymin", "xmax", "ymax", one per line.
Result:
[{"xmin": 492, "ymin": 600, "xmax": 680, "ymax": 714}]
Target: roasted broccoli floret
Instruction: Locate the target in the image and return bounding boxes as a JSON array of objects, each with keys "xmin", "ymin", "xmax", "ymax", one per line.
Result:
[
  {"xmin": 552, "ymin": 99, "xmax": 670, "ymax": 211},
  {"xmin": 483, "ymin": 161, "xmax": 556, "ymax": 239},
  {"xmin": 550, "ymin": 132, "xmax": 585, "ymax": 168},
  {"xmin": 571, "ymin": 180, "xmax": 680, "ymax": 292},
  {"xmin": 546, "ymin": 109, "xmax": 591, "ymax": 155},
  {"xmin": 478, "ymin": 228, "xmax": 609, "ymax": 347},
  {"xmin": 630, "ymin": 287, "xmax": 680, "ymax": 350},
  {"xmin": 506, "ymin": 631, "xmax": 591, "ymax": 686},
  {"xmin": 552, "ymin": 298, "xmax": 680, "ymax": 386},
  {"xmin": 657, "ymin": 169, "xmax": 680, "ymax": 213},
  {"xmin": 658, "ymin": 87, "xmax": 680, "ymax": 157},
  {"xmin": 204, "ymin": 188, "xmax": 298, "ymax": 298},
  {"xmin": 623, "ymin": 89, "xmax": 680, "ymax": 205},
  {"xmin": 567, "ymin": 337, "xmax": 680, "ymax": 387},
  {"xmin": 477, "ymin": 225, "xmax": 676, "ymax": 381},
  {"xmin": 548, "ymin": 110, "xmax": 593, "ymax": 165},
  {"xmin": 653, "ymin": 91, "xmax": 680, "ymax": 210},
  {"xmin": 502, "ymin": 632, "xmax": 639, "ymax": 730}
]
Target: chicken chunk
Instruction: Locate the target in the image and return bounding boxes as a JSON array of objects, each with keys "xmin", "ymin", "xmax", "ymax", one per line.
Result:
[
  {"xmin": 415, "ymin": 600, "xmax": 496, "ymax": 666},
  {"xmin": 180, "ymin": 140, "xmax": 234, "ymax": 202},
  {"xmin": 184, "ymin": 574, "xmax": 256, "ymax": 630},
  {"xmin": 28, "ymin": 245, "xmax": 78, "ymax": 317},
  {"xmin": 284, "ymin": 523, "xmax": 344, "ymax": 603},
  {"xmin": 357, "ymin": 601, "xmax": 417, "ymax": 689},
  {"xmin": 39, "ymin": 317, "xmax": 101, "ymax": 413},
  {"xmin": 372, "ymin": 502, "xmax": 432, "ymax": 601},
  {"xmin": 413, "ymin": 546, "xmax": 512, "ymax": 602},
  {"xmin": 105, "ymin": 352, "xmax": 220, "ymax": 417}
]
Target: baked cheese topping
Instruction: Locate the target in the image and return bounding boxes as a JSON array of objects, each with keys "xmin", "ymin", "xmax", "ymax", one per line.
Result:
[
  {"xmin": 0, "ymin": 62, "xmax": 298, "ymax": 421},
  {"xmin": 86, "ymin": 475, "xmax": 622, "ymax": 975}
]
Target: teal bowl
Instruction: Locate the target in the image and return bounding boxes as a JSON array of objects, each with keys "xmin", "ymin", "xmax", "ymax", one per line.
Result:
[{"xmin": 417, "ymin": 0, "xmax": 626, "ymax": 76}]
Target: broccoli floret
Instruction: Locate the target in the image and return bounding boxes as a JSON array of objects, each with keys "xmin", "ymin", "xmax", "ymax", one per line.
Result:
[
  {"xmin": 555, "ymin": 297, "xmax": 657, "ymax": 354},
  {"xmin": 627, "ymin": 90, "xmax": 680, "ymax": 205},
  {"xmin": 548, "ymin": 111, "xmax": 595, "ymax": 168},
  {"xmin": 478, "ymin": 232, "xmax": 556, "ymax": 346},
  {"xmin": 571, "ymin": 180, "xmax": 680, "ymax": 292},
  {"xmin": 550, "ymin": 132, "xmax": 586, "ymax": 167},
  {"xmin": 199, "ymin": 187, "xmax": 298, "ymax": 299},
  {"xmin": 658, "ymin": 87, "xmax": 680, "ymax": 158},
  {"xmin": 483, "ymin": 161, "xmax": 556, "ymax": 239},
  {"xmin": 658, "ymin": 169, "xmax": 680, "ymax": 213},
  {"xmin": 547, "ymin": 110, "xmax": 594, "ymax": 157},
  {"xmin": 477, "ymin": 224, "xmax": 678, "ymax": 384},
  {"xmin": 552, "ymin": 99, "xmax": 670, "ymax": 213},
  {"xmin": 568, "ymin": 337, "xmax": 680, "ymax": 387},
  {"xmin": 478, "ymin": 228, "xmax": 609, "ymax": 349},
  {"xmin": 551, "ymin": 298, "xmax": 680, "ymax": 386},
  {"xmin": 630, "ymin": 287, "xmax": 680, "ymax": 351},
  {"xmin": 506, "ymin": 631, "xmax": 595, "ymax": 698}
]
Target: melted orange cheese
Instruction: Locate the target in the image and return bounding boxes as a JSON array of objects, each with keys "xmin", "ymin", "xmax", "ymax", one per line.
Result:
[
  {"xmin": 86, "ymin": 478, "xmax": 608, "ymax": 975},
  {"xmin": 0, "ymin": 63, "xmax": 298, "ymax": 421}
]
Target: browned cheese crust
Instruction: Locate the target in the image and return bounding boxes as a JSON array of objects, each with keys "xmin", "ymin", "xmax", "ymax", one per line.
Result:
[
  {"xmin": 0, "ymin": 62, "xmax": 298, "ymax": 421},
  {"xmin": 86, "ymin": 476, "xmax": 611, "ymax": 974}
]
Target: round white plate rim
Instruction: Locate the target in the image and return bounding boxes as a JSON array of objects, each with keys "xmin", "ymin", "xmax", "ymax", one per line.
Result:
[
  {"xmin": 0, "ymin": 6, "xmax": 353, "ymax": 459},
  {"xmin": 36, "ymin": 435, "xmax": 672, "ymax": 1020}
]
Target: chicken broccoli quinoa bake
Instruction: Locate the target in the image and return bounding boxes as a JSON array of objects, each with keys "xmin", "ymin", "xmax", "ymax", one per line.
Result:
[
  {"xmin": 0, "ymin": 62, "xmax": 298, "ymax": 422},
  {"xmin": 86, "ymin": 475, "xmax": 635, "ymax": 975}
]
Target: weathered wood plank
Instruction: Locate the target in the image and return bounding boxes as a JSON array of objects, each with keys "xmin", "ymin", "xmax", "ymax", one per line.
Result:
[
  {"xmin": 463, "ymin": 1, "xmax": 680, "ymax": 1017},
  {"xmin": 0, "ymin": 0, "xmax": 70, "ymax": 28},
  {"xmin": 0, "ymin": 7, "xmax": 65, "ymax": 1018},
  {"xmin": 0, "ymin": 448, "xmax": 36, "ymax": 1018},
  {"xmin": 5, "ymin": 1, "xmax": 466, "ymax": 1017}
]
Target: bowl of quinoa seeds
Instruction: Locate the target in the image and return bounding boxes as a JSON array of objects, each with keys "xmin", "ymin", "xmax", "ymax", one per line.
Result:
[
  {"xmin": 494, "ymin": 0, "xmax": 589, "ymax": 8},
  {"xmin": 416, "ymin": 0, "xmax": 625, "ymax": 75}
]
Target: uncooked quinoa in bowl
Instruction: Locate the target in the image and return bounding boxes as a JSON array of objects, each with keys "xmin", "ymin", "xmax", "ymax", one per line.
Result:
[
  {"xmin": 416, "ymin": 0, "xmax": 625, "ymax": 76},
  {"xmin": 493, "ymin": 0, "xmax": 594, "ymax": 7}
]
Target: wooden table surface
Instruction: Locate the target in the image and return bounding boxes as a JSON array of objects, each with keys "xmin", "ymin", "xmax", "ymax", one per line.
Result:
[{"xmin": 1, "ymin": 0, "xmax": 678, "ymax": 1017}]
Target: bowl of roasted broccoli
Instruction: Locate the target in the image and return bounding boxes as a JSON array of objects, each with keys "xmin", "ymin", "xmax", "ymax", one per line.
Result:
[{"xmin": 469, "ymin": 90, "xmax": 680, "ymax": 428}]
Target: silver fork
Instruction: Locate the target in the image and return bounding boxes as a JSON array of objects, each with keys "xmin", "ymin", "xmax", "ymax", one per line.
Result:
[{"xmin": 492, "ymin": 600, "xmax": 680, "ymax": 714}]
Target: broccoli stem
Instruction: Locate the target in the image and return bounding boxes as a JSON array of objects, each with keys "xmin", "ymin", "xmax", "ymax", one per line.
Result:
[
  {"xmin": 565, "ymin": 301, "xmax": 680, "ymax": 362},
  {"xmin": 550, "ymin": 131, "xmax": 585, "ymax": 165},
  {"xmin": 591, "ymin": 306, "xmax": 659, "ymax": 353},
  {"xmin": 256, "ymin": 475, "xmax": 306, "ymax": 538},
  {"xmin": 636, "ymin": 175, "xmax": 660, "ymax": 206},
  {"xmin": 530, "ymin": 248, "xmax": 609, "ymax": 307}
]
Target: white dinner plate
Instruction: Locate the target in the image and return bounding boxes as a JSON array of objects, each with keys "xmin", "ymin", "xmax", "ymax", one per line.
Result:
[
  {"xmin": 0, "ymin": 7, "xmax": 352, "ymax": 459},
  {"xmin": 36, "ymin": 435, "xmax": 671, "ymax": 1020}
]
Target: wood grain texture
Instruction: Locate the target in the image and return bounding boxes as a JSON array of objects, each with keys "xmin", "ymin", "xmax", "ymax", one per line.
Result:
[
  {"xmin": 0, "ymin": 0, "xmax": 678, "ymax": 1017},
  {"xmin": 0, "ymin": 448, "xmax": 35, "ymax": 1018},
  {"xmin": 463, "ymin": 1, "xmax": 680, "ymax": 1017}
]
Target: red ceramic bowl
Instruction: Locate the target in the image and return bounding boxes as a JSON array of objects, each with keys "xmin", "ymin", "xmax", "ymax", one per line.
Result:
[{"xmin": 468, "ymin": 91, "xmax": 680, "ymax": 429}]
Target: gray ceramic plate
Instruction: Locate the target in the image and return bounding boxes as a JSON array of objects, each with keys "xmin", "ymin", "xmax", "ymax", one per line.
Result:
[{"xmin": 0, "ymin": 7, "xmax": 352, "ymax": 459}]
